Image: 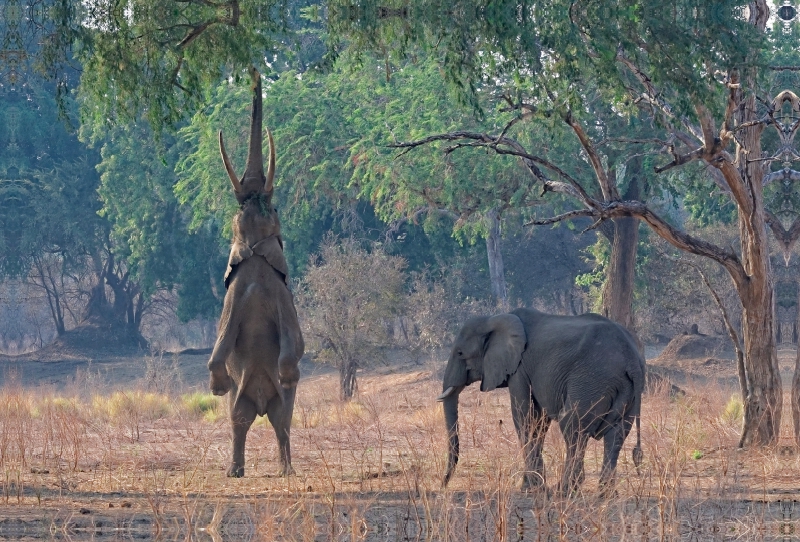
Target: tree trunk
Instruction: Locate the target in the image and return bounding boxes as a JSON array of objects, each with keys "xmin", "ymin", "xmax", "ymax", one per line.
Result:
[
  {"xmin": 84, "ymin": 251, "xmax": 113, "ymax": 322},
  {"xmin": 794, "ymin": 285, "xmax": 800, "ymax": 445},
  {"xmin": 81, "ymin": 251, "xmax": 148, "ymax": 347},
  {"xmin": 600, "ymin": 172, "xmax": 641, "ymax": 346},
  {"xmin": 601, "ymin": 216, "xmax": 639, "ymax": 332},
  {"xmin": 738, "ymin": 276, "xmax": 781, "ymax": 446},
  {"xmin": 736, "ymin": 91, "xmax": 782, "ymax": 447},
  {"xmin": 340, "ymin": 359, "xmax": 359, "ymax": 400},
  {"xmin": 31, "ymin": 255, "xmax": 66, "ymax": 336},
  {"xmin": 485, "ymin": 209, "xmax": 508, "ymax": 309}
]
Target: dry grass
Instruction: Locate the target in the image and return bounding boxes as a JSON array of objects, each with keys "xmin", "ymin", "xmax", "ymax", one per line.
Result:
[{"xmin": 0, "ymin": 367, "xmax": 798, "ymax": 540}]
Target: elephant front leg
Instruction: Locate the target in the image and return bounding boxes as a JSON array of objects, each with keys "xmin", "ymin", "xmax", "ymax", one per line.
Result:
[
  {"xmin": 208, "ymin": 285, "xmax": 252, "ymax": 396},
  {"xmin": 228, "ymin": 395, "xmax": 257, "ymax": 477},
  {"xmin": 276, "ymin": 292, "xmax": 304, "ymax": 389},
  {"xmin": 208, "ymin": 331, "xmax": 235, "ymax": 396},
  {"xmin": 208, "ymin": 358, "xmax": 233, "ymax": 396},
  {"xmin": 266, "ymin": 386, "xmax": 296, "ymax": 476},
  {"xmin": 509, "ymin": 377, "xmax": 548, "ymax": 492}
]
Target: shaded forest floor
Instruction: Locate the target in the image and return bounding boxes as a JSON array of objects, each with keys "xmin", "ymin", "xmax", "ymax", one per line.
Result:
[{"xmin": 0, "ymin": 335, "xmax": 799, "ymax": 540}]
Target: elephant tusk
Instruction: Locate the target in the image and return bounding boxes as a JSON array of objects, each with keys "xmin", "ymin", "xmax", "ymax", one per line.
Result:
[{"xmin": 436, "ymin": 386, "xmax": 456, "ymax": 402}]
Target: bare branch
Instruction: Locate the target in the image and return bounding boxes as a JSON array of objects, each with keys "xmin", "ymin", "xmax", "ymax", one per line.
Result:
[
  {"xmin": 616, "ymin": 52, "xmax": 704, "ymax": 142},
  {"xmin": 526, "ymin": 199, "xmax": 747, "ymax": 288},
  {"xmin": 597, "ymin": 136, "xmax": 672, "ymax": 147},
  {"xmin": 524, "ymin": 209, "xmax": 595, "ymax": 226},
  {"xmin": 765, "ymin": 210, "xmax": 800, "ymax": 254},
  {"xmin": 654, "ymin": 145, "xmax": 706, "ymax": 174},
  {"xmin": 389, "ymin": 131, "xmax": 598, "ymax": 207},
  {"xmin": 563, "ymin": 110, "xmax": 618, "ymax": 200},
  {"xmin": 177, "ymin": 20, "xmax": 215, "ymax": 48}
]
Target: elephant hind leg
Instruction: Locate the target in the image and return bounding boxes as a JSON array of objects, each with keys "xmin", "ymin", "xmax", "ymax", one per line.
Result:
[
  {"xmin": 266, "ymin": 385, "xmax": 296, "ymax": 476},
  {"xmin": 598, "ymin": 421, "xmax": 627, "ymax": 497},
  {"xmin": 228, "ymin": 394, "xmax": 257, "ymax": 478},
  {"xmin": 559, "ymin": 429, "xmax": 589, "ymax": 498}
]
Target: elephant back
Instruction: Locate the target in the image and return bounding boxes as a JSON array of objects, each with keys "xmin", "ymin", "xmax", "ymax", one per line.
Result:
[{"xmin": 510, "ymin": 308, "xmax": 643, "ymax": 414}]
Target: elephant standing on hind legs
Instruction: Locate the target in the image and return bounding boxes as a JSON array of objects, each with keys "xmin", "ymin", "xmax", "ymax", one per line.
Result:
[
  {"xmin": 438, "ymin": 308, "xmax": 644, "ymax": 496},
  {"xmin": 207, "ymin": 67, "xmax": 304, "ymax": 478}
]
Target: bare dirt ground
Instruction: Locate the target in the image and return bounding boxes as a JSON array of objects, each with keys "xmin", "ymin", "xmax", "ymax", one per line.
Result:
[{"xmin": 1, "ymin": 333, "xmax": 800, "ymax": 541}]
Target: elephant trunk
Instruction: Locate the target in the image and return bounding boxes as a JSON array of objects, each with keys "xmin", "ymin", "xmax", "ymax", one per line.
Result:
[{"xmin": 439, "ymin": 386, "xmax": 464, "ymax": 487}]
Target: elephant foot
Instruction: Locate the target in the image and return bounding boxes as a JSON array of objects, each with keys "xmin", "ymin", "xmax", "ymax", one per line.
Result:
[
  {"xmin": 278, "ymin": 363, "xmax": 300, "ymax": 389},
  {"xmin": 598, "ymin": 480, "xmax": 618, "ymax": 500},
  {"xmin": 227, "ymin": 464, "xmax": 244, "ymax": 478},
  {"xmin": 278, "ymin": 464, "xmax": 296, "ymax": 477},
  {"xmin": 209, "ymin": 370, "xmax": 232, "ymax": 396},
  {"xmin": 520, "ymin": 473, "xmax": 546, "ymax": 492}
]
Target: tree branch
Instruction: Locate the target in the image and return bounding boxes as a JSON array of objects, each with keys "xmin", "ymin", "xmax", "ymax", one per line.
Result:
[
  {"xmin": 563, "ymin": 110, "xmax": 618, "ymax": 200},
  {"xmin": 764, "ymin": 210, "xmax": 800, "ymax": 254},
  {"xmin": 524, "ymin": 209, "xmax": 595, "ymax": 226},
  {"xmin": 654, "ymin": 145, "xmax": 706, "ymax": 173},
  {"xmin": 524, "ymin": 199, "xmax": 748, "ymax": 288},
  {"xmin": 389, "ymin": 131, "xmax": 598, "ymax": 207},
  {"xmin": 617, "ymin": 52, "xmax": 704, "ymax": 143}
]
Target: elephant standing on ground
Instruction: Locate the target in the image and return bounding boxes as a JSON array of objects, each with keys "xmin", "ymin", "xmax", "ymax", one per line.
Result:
[
  {"xmin": 207, "ymin": 68, "xmax": 304, "ymax": 478},
  {"xmin": 438, "ymin": 308, "xmax": 644, "ymax": 495}
]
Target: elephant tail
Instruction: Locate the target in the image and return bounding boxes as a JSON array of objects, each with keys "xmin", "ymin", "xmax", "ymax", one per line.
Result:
[
  {"xmin": 630, "ymin": 370, "xmax": 643, "ymax": 469},
  {"xmin": 632, "ymin": 412, "xmax": 643, "ymax": 469}
]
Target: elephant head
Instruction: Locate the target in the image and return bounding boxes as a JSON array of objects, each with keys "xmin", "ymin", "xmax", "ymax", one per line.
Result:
[
  {"xmin": 219, "ymin": 67, "xmax": 281, "ymax": 248},
  {"xmin": 437, "ymin": 313, "xmax": 526, "ymax": 486}
]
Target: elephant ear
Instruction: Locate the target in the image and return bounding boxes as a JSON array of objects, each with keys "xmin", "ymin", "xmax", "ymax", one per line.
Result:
[
  {"xmin": 480, "ymin": 314, "xmax": 526, "ymax": 392},
  {"xmin": 224, "ymin": 240, "xmax": 254, "ymax": 289}
]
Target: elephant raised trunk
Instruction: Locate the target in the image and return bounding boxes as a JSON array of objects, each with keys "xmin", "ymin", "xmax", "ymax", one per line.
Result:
[{"xmin": 219, "ymin": 67, "xmax": 276, "ymax": 201}]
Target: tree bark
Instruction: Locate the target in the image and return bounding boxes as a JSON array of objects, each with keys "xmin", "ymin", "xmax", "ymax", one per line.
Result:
[
  {"xmin": 485, "ymin": 209, "xmax": 508, "ymax": 309},
  {"xmin": 601, "ymin": 216, "xmax": 639, "ymax": 330}
]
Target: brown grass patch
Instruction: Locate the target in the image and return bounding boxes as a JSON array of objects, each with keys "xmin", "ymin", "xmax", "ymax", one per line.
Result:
[{"xmin": 0, "ymin": 365, "xmax": 797, "ymax": 540}]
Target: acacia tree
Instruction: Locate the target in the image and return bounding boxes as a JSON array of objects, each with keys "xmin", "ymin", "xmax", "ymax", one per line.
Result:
[{"xmin": 330, "ymin": 0, "xmax": 787, "ymax": 445}]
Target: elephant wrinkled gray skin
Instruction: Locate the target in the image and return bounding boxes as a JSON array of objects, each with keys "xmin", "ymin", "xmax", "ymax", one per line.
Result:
[
  {"xmin": 207, "ymin": 68, "xmax": 304, "ymax": 478},
  {"xmin": 438, "ymin": 308, "xmax": 644, "ymax": 496}
]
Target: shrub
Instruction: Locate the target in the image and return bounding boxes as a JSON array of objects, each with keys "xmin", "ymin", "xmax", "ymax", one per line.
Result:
[{"xmin": 298, "ymin": 236, "xmax": 406, "ymax": 400}]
